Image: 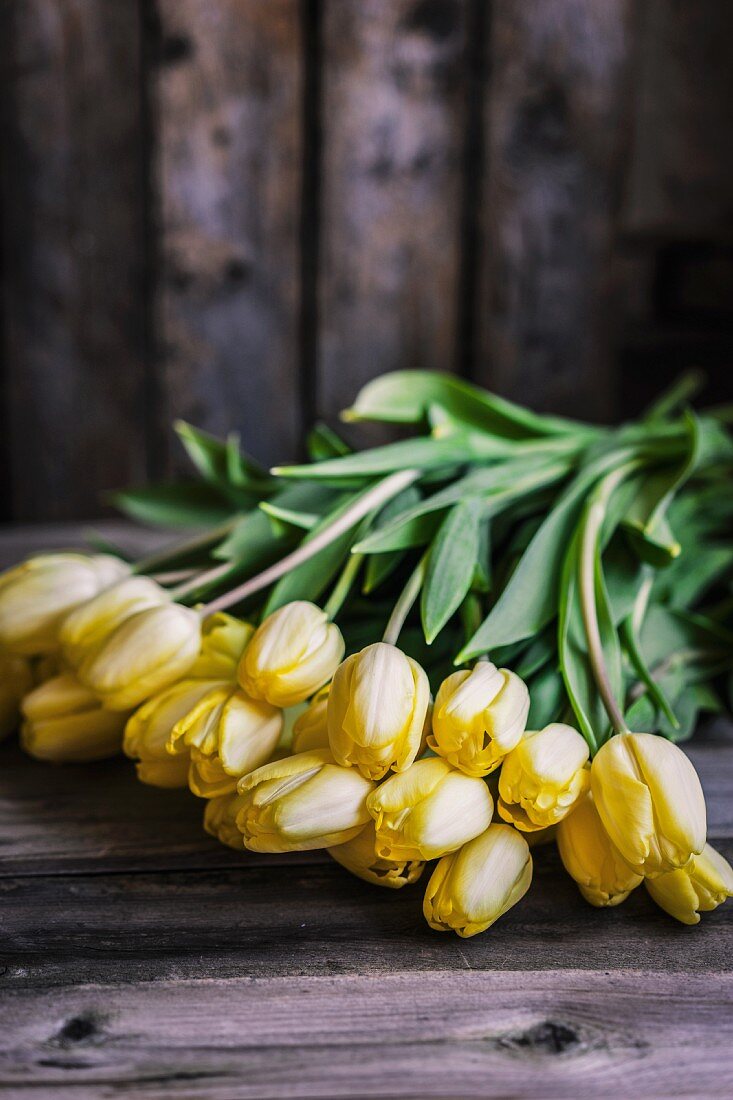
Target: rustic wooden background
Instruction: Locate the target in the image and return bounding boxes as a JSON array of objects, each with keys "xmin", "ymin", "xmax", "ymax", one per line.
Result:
[{"xmin": 1, "ymin": 0, "xmax": 732, "ymax": 520}]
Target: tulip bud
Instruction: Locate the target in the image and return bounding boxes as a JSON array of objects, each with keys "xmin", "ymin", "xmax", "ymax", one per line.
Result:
[
  {"xmin": 204, "ymin": 791, "xmax": 248, "ymax": 850},
  {"xmin": 60, "ymin": 575, "xmax": 169, "ymax": 667},
  {"xmin": 291, "ymin": 685, "xmax": 330, "ymax": 753},
  {"xmin": 497, "ymin": 723, "xmax": 590, "ymax": 832},
  {"xmin": 328, "ymin": 642, "xmax": 430, "ymax": 780},
  {"xmin": 0, "ymin": 553, "xmax": 128, "ymax": 655},
  {"xmin": 238, "ymin": 601, "xmax": 344, "ymax": 708},
  {"xmin": 557, "ymin": 794, "xmax": 642, "ymax": 907},
  {"xmin": 424, "ymin": 823, "xmax": 532, "ymax": 937},
  {"xmin": 645, "ymin": 843, "xmax": 733, "ymax": 925},
  {"xmin": 172, "ymin": 686, "xmax": 282, "ymax": 798},
  {"xmin": 591, "ymin": 732, "xmax": 706, "ymax": 877},
  {"xmin": 0, "ymin": 653, "xmax": 34, "ymax": 740},
  {"xmin": 328, "ymin": 821, "xmax": 425, "ymax": 889},
  {"xmin": 366, "ymin": 757, "xmax": 494, "ymax": 861},
  {"xmin": 189, "ymin": 613, "xmax": 254, "ymax": 679},
  {"xmin": 236, "ymin": 748, "xmax": 374, "ymax": 852},
  {"xmin": 20, "ymin": 674, "xmax": 127, "ymax": 762},
  {"xmin": 78, "ymin": 603, "xmax": 201, "ymax": 710},
  {"xmin": 124, "ymin": 678, "xmax": 226, "ymax": 788},
  {"xmin": 429, "ymin": 661, "xmax": 529, "ymax": 777}
]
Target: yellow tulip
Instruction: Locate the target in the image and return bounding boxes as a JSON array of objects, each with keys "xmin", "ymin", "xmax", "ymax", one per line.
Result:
[
  {"xmin": 60, "ymin": 575, "xmax": 168, "ymax": 667},
  {"xmin": 424, "ymin": 823, "xmax": 532, "ymax": 937},
  {"xmin": 497, "ymin": 723, "xmax": 590, "ymax": 832},
  {"xmin": 429, "ymin": 661, "xmax": 529, "ymax": 777},
  {"xmin": 645, "ymin": 842, "xmax": 733, "ymax": 925},
  {"xmin": 591, "ymin": 732, "xmax": 706, "ymax": 876},
  {"xmin": 291, "ymin": 685, "xmax": 330, "ymax": 753},
  {"xmin": 366, "ymin": 757, "xmax": 494, "ymax": 861},
  {"xmin": 0, "ymin": 653, "xmax": 34, "ymax": 739},
  {"xmin": 124, "ymin": 678, "xmax": 226, "ymax": 788},
  {"xmin": 328, "ymin": 821, "xmax": 425, "ymax": 889},
  {"xmin": 238, "ymin": 601, "xmax": 344, "ymax": 708},
  {"xmin": 172, "ymin": 687, "xmax": 282, "ymax": 798},
  {"xmin": 328, "ymin": 642, "xmax": 430, "ymax": 780},
  {"xmin": 0, "ymin": 553, "xmax": 128, "ymax": 655},
  {"xmin": 20, "ymin": 673, "xmax": 127, "ymax": 762},
  {"xmin": 77, "ymin": 603, "xmax": 201, "ymax": 710},
  {"xmin": 236, "ymin": 749, "xmax": 374, "ymax": 852},
  {"xmin": 204, "ymin": 791, "xmax": 248, "ymax": 850},
  {"xmin": 557, "ymin": 794, "xmax": 642, "ymax": 907},
  {"xmin": 189, "ymin": 613, "xmax": 254, "ymax": 679}
]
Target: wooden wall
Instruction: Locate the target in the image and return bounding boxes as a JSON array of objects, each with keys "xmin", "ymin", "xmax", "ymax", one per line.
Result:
[{"xmin": 1, "ymin": 0, "xmax": 732, "ymax": 520}]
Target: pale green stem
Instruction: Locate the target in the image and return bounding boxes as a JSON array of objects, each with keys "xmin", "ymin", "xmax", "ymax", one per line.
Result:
[
  {"xmin": 382, "ymin": 554, "xmax": 428, "ymax": 646},
  {"xmin": 578, "ymin": 464, "xmax": 637, "ymax": 737},
  {"xmin": 196, "ymin": 469, "xmax": 420, "ymax": 618},
  {"xmin": 323, "ymin": 553, "xmax": 364, "ymax": 620},
  {"xmin": 131, "ymin": 518, "xmax": 238, "ymax": 576}
]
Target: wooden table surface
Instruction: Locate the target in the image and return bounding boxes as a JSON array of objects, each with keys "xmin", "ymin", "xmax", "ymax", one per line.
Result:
[{"xmin": 1, "ymin": 525, "xmax": 731, "ymax": 1099}]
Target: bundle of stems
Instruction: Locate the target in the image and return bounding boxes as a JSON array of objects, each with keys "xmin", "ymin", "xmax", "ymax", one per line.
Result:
[{"xmin": 118, "ymin": 370, "xmax": 733, "ymax": 750}]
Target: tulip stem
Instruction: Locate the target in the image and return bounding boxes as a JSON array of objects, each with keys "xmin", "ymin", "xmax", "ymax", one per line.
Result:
[
  {"xmin": 195, "ymin": 469, "xmax": 420, "ymax": 617},
  {"xmin": 578, "ymin": 464, "xmax": 637, "ymax": 739},
  {"xmin": 382, "ymin": 554, "xmax": 428, "ymax": 646},
  {"xmin": 131, "ymin": 519, "xmax": 238, "ymax": 576},
  {"xmin": 323, "ymin": 553, "xmax": 364, "ymax": 620}
]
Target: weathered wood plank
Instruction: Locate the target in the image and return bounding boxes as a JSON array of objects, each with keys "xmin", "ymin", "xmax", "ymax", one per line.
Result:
[
  {"xmin": 622, "ymin": 0, "xmax": 733, "ymax": 241},
  {"xmin": 154, "ymin": 0, "xmax": 303, "ymax": 469},
  {"xmin": 2, "ymin": 971, "xmax": 731, "ymax": 1098},
  {"xmin": 0, "ymin": 0, "xmax": 148, "ymax": 519},
  {"xmin": 476, "ymin": 0, "xmax": 633, "ymax": 421},
  {"xmin": 2, "ymin": 841, "xmax": 731, "ymax": 988},
  {"xmin": 317, "ymin": 0, "xmax": 469, "ymax": 421},
  {"xmin": 2, "ymin": 733, "xmax": 728, "ymax": 878}
]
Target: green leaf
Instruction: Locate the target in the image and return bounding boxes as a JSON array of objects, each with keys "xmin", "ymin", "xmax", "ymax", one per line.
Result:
[
  {"xmin": 175, "ymin": 421, "xmax": 272, "ymax": 495},
  {"xmin": 112, "ymin": 483, "xmax": 234, "ymax": 529},
  {"xmin": 621, "ymin": 612, "xmax": 679, "ymax": 728},
  {"xmin": 458, "ymin": 448, "xmax": 633, "ymax": 661},
  {"xmin": 213, "ymin": 508, "xmax": 290, "ymax": 572},
  {"xmin": 421, "ymin": 499, "xmax": 482, "ymax": 644},
  {"xmin": 343, "ymin": 371, "xmax": 592, "ymax": 440},
  {"xmin": 259, "ymin": 502, "xmax": 320, "ymax": 532},
  {"xmin": 526, "ymin": 665, "xmax": 565, "ymax": 728},
  {"xmin": 362, "ymin": 487, "xmax": 423, "ymax": 593},
  {"xmin": 306, "ymin": 423, "xmax": 352, "ymax": 461}
]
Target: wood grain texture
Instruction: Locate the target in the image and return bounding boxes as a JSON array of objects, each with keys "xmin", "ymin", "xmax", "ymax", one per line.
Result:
[
  {"xmin": 622, "ymin": 0, "xmax": 733, "ymax": 240},
  {"xmin": 476, "ymin": 0, "xmax": 634, "ymax": 421},
  {"xmin": 154, "ymin": 0, "xmax": 303, "ymax": 470},
  {"xmin": 1, "ymin": 0, "xmax": 148, "ymax": 519},
  {"xmin": 2, "ymin": 971, "xmax": 732, "ymax": 1098},
  {"xmin": 317, "ymin": 0, "xmax": 469, "ymax": 421}
]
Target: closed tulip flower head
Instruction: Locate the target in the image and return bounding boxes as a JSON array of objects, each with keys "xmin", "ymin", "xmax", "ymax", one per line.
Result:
[
  {"xmin": 0, "ymin": 653, "xmax": 34, "ymax": 740},
  {"xmin": 124, "ymin": 678, "xmax": 227, "ymax": 788},
  {"xmin": 172, "ymin": 686, "xmax": 283, "ymax": 798},
  {"xmin": 328, "ymin": 642, "xmax": 430, "ymax": 780},
  {"xmin": 591, "ymin": 732, "xmax": 706, "ymax": 877},
  {"xmin": 78, "ymin": 602, "xmax": 201, "ymax": 711},
  {"xmin": 291, "ymin": 684, "xmax": 331, "ymax": 753},
  {"xmin": 60, "ymin": 575, "xmax": 167, "ymax": 667},
  {"xmin": 498, "ymin": 722, "xmax": 590, "ymax": 832},
  {"xmin": 645, "ymin": 842, "xmax": 733, "ymax": 925},
  {"xmin": 238, "ymin": 601, "xmax": 344, "ymax": 708},
  {"xmin": 0, "ymin": 552, "xmax": 129, "ymax": 656},
  {"xmin": 328, "ymin": 821, "xmax": 425, "ymax": 889},
  {"xmin": 236, "ymin": 749, "xmax": 374, "ymax": 853},
  {"xmin": 424, "ymin": 823, "xmax": 533, "ymax": 937},
  {"xmin": 21, "ymin": 673, "xmax": 127, "ymax": 763},
  {"xmin": 429, "ymin": 661, "xmax": 529, "ymax": 777},
  {"xmin": 204, "ymin": 791, "xmax": 248, "ymax": 851},
  {"xmin": 189, "ymin": 613, "xmax": 254, "ymax": 679},
  {"xmin": 557, "ymin": 794, "xmax": 642, "ymax": 907},
  {"xmin": 366, "ymin": 757, "xmax": 494, "ymax": 862}
]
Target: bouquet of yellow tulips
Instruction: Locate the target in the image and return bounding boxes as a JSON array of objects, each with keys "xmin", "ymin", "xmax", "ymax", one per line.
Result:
[{"xmin": 2, "ymin": 371, "xmax": 732, "ymax": 934}]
